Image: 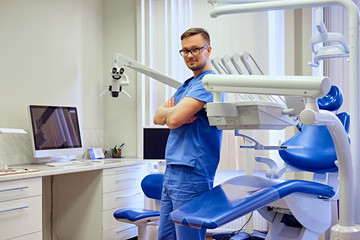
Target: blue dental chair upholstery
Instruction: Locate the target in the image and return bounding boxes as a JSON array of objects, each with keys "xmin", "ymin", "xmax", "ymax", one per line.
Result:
[
  {"xmin": 113, "ymin": 174, "xmax": 164, "ymax": 240},
  {"xmin": 279, "ymin": 112, "xmax": 349, "ymax": 173},
  {"xmin": 170, "ymin": 86, "xmax": 348, "ymax": 240},
  {"xmin": 170, "ymin": 175, "xmax": 335, "ymax": 229}
]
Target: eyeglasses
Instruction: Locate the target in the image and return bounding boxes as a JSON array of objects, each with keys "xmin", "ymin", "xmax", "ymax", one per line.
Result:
[{"xmin": 179, "ymin": 45, "xmax": 208, "ymax": 57}]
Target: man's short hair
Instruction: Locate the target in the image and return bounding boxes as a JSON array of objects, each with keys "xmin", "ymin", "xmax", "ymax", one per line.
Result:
[{"xmin": 181, "ymin": 27, "xmax": 210, "ymax": 45}]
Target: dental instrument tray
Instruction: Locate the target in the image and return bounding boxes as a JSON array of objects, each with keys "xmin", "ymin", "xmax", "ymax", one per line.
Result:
[{"xmin": 205, "ymin": 100, "xmax": 298, "ymax": 130}]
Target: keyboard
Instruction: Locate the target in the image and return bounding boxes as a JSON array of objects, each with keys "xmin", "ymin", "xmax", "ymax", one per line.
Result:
[{"xmin": 46, "ymin": 160, "xmax": 85, "ymax": 167}]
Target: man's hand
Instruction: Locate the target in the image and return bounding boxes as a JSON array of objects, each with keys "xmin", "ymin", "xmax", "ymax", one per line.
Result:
[
  {"xmin": 154, "ymin": 96, "xmax": 204, "ymax": 129},
  {"xmin": 163, "ymin": 98, "xmax": 175, "ymax": 108},
  {"xmin": 162, "ymin": 98, "xmax": 198, "ymax": 124},
  {"xmin": 185, "ymin": 115, "xmax": 198, "ymax": 124}
]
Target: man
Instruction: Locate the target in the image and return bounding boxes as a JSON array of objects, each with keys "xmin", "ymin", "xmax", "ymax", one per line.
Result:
[{"xmin": 153, "ymin": 27, "xmax": 222, "ymax": 240}]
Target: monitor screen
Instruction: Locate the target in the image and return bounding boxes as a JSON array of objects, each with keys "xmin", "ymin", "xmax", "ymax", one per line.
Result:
[
  {"xmin": 143, "ymin": 127, "xmax": 170, "ymax": 160},
  {"xmin": 29, "ymin": 105, "xmax": 83, "ymax": 159}
]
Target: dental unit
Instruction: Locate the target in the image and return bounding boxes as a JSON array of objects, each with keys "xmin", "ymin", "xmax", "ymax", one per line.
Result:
[
  {"xmin": 170, "ymin": 1, "xmax": 359, "ymax": 239},
  {"xmin": 109, "ymin": 1, "xmax": 359, "ymax": 238}
]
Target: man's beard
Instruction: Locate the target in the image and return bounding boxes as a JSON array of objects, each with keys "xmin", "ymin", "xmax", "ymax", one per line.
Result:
[{"xmin": 187, "ymin": 61, "xmax": 205, "ymax": 71}]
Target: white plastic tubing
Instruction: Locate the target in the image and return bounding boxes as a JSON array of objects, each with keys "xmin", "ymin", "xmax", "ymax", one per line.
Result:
[{"xmin": 301, "ymin": 107, "xmax": 353, "ymax": 226}]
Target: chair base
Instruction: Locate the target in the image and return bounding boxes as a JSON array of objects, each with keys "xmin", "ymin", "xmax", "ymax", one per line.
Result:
[
  {"xmin": 331, "ymin": 224, "xmax": 360, "ymax": 240},
  {"xmin": 212, "ymin": 230, "xmax": 267, "ymax": 240}
]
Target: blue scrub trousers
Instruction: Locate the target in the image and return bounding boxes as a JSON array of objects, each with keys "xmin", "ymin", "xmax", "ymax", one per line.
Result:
[{"xmin": 158, "ymin": 165, "xmax": 213, "ymax": 240}]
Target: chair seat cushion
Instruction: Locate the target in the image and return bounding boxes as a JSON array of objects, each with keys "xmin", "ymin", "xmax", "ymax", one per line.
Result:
[{"xmin": 113, "ymin": 208, "xmax": 160, "ymax": 222}]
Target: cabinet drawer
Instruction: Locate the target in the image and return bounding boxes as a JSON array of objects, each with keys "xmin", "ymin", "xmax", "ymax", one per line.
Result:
[
  {"xmin": 103, "ymin": 188, "xmax": 143, "ymax": 211},
  {"xmin": 0, "ymin": 195, "xmax": 42, "ymax": 239},
  {"xmin": 103, "ymin": 164, "xmax": 146, "ymax": 177},
  {"xmin": 103, "ymin": 202, "xmax": 144, "ymax": 228},
  {"xmin": 103, "ymin": 175, "xmax": 142, "ymax": 193},
  {"xmin": 103, "ymin": 225, "xmax": 137, "ymax": 240},
  {"xmin": 0, "ymin": 177, "xmax": 41, "ymax": 202}
]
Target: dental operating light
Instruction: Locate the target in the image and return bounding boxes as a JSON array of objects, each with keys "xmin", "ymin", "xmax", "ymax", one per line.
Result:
[{"xmin": 308, "ymin": 7, "xmax": 349, "ymax": 67}]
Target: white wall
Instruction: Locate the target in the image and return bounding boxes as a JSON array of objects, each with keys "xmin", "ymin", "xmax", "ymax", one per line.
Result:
[
  {"xmin": 0, "ymin": 0, "xmax": 104, "ymax": 131},
  {"xmin": 0, "ymin": 1, "xmax": 322, "ymax": 164},
  {"xmin": 0, "ymin": 0, "xmax": 141, "ymax": 164},
  {"xmin": 103, "ymin": 0, "xmax": 138, "ymax": 157}
]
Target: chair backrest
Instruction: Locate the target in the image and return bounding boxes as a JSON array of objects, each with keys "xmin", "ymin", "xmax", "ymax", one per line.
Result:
[
  {"xmin": 141, "ymin": 174, "xmax": 164, "ymax": 200},
  {"xmin": 279, "ymin": 85, "xmax": 350, "ymax": 173}
]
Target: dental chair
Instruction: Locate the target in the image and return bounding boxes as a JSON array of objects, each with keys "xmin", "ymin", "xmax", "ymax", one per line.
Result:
[
  {"xmin": 113, "ymin": 173, "xmax": 163, "ymax": 240},
  {"xmin": 170, "ymin": 86, "xmax": 348, "ymax": 240}
]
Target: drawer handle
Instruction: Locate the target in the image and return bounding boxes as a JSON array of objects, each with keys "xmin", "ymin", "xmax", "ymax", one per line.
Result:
[
  {"xmin": 116, "ymin": 178, "xmax": 139, "ymax": 183},
  {"xmin": 115, "ymin": 167, "xmax": 141, "ymax": 172},
  {"xmin": 115, "ymin": 168, "xmax": 141, "ymax": 174},
  {"xmin": 115, "ymin": 170, "xmax": 136, "ymax": 174},
  {"xmin": 0, "ymin": 206, "xmax": 29, "ymax": 214},
  {"xmin": 0, "ymin": 186, "xmax": 29, "ymax": 193},
  {"xmin": 116, "ymin": 192, "xmax": 141, "ymax": 199}
]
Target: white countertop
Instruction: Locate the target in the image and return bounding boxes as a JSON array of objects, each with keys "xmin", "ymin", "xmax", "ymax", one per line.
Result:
[{"xmin": 0, "ymin": 158, "xmax": 143, "ymax": 182}]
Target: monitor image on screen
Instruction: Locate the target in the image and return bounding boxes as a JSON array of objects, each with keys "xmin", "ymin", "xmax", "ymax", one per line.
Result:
[
  {"xmin": 143, "ymin": 126, "xmax": 170, "ymax": 160},
  {"xmin": 29, "ymin": 105, "xmax": 83, "ymax": 160}
]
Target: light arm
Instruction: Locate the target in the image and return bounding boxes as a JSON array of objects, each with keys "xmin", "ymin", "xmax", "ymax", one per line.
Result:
[{"xmin": 113, "ymin": 52, "xmax": 182, "ymax": 89}]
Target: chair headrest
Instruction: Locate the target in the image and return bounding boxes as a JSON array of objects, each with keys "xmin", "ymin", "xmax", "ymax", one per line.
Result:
[{"xmin": 318, "ymin": 85, "xmax": 343, "ymax": 111}]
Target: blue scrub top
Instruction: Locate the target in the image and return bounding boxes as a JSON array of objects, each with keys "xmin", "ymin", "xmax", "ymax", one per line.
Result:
[{"xmin": 165, "ymin": 70, "xmax": 222, "ymax": 179}]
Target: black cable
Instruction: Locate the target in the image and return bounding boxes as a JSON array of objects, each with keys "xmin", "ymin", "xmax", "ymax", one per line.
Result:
[{"xmin": 221, "ymin": 212, "xmax": 254, "ymax": 240}]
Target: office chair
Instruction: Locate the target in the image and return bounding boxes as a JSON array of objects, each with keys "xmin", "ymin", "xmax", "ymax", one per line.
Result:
[{"xmin": 113, "ymin": 173, "xmax": 163, "ymax": 240}]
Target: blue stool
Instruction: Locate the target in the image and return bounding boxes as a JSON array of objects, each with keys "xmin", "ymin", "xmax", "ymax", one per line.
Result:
[{"xmin": 113, "ymin": 174, "xmax": 164, "ymax": 240}]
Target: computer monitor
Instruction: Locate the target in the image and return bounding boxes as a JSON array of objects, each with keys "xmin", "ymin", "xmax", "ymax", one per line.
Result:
[
  {"xmin": 143, "ymin": 126, "xmax": 170, "ymax": 160},
  {"xmin": 28, "ymin": 105, "xmax": 83, "ymax": 161}
]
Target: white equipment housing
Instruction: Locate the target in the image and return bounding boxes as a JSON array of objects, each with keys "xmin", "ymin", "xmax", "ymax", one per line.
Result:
[{"xmin": 203, "ymin": 74, "xmax": 330, "ymax": 130}]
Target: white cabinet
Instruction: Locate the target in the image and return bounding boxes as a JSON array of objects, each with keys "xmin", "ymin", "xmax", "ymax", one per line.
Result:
[
  {"xmin": 0, "ymin": 161, "xmax": 149, "ymax": 240},
  {"xmin": 0, "ymin": 177, "xmax": 42, "ymax": 240},
  {"xmin": 102, "ymin": 163, "xmax": 148, "ymax": 240}
]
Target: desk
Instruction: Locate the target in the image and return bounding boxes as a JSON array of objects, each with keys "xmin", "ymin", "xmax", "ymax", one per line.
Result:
[{"xmin": 0, "ymin": 159, "xmax": 150, "ymax": 240}]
